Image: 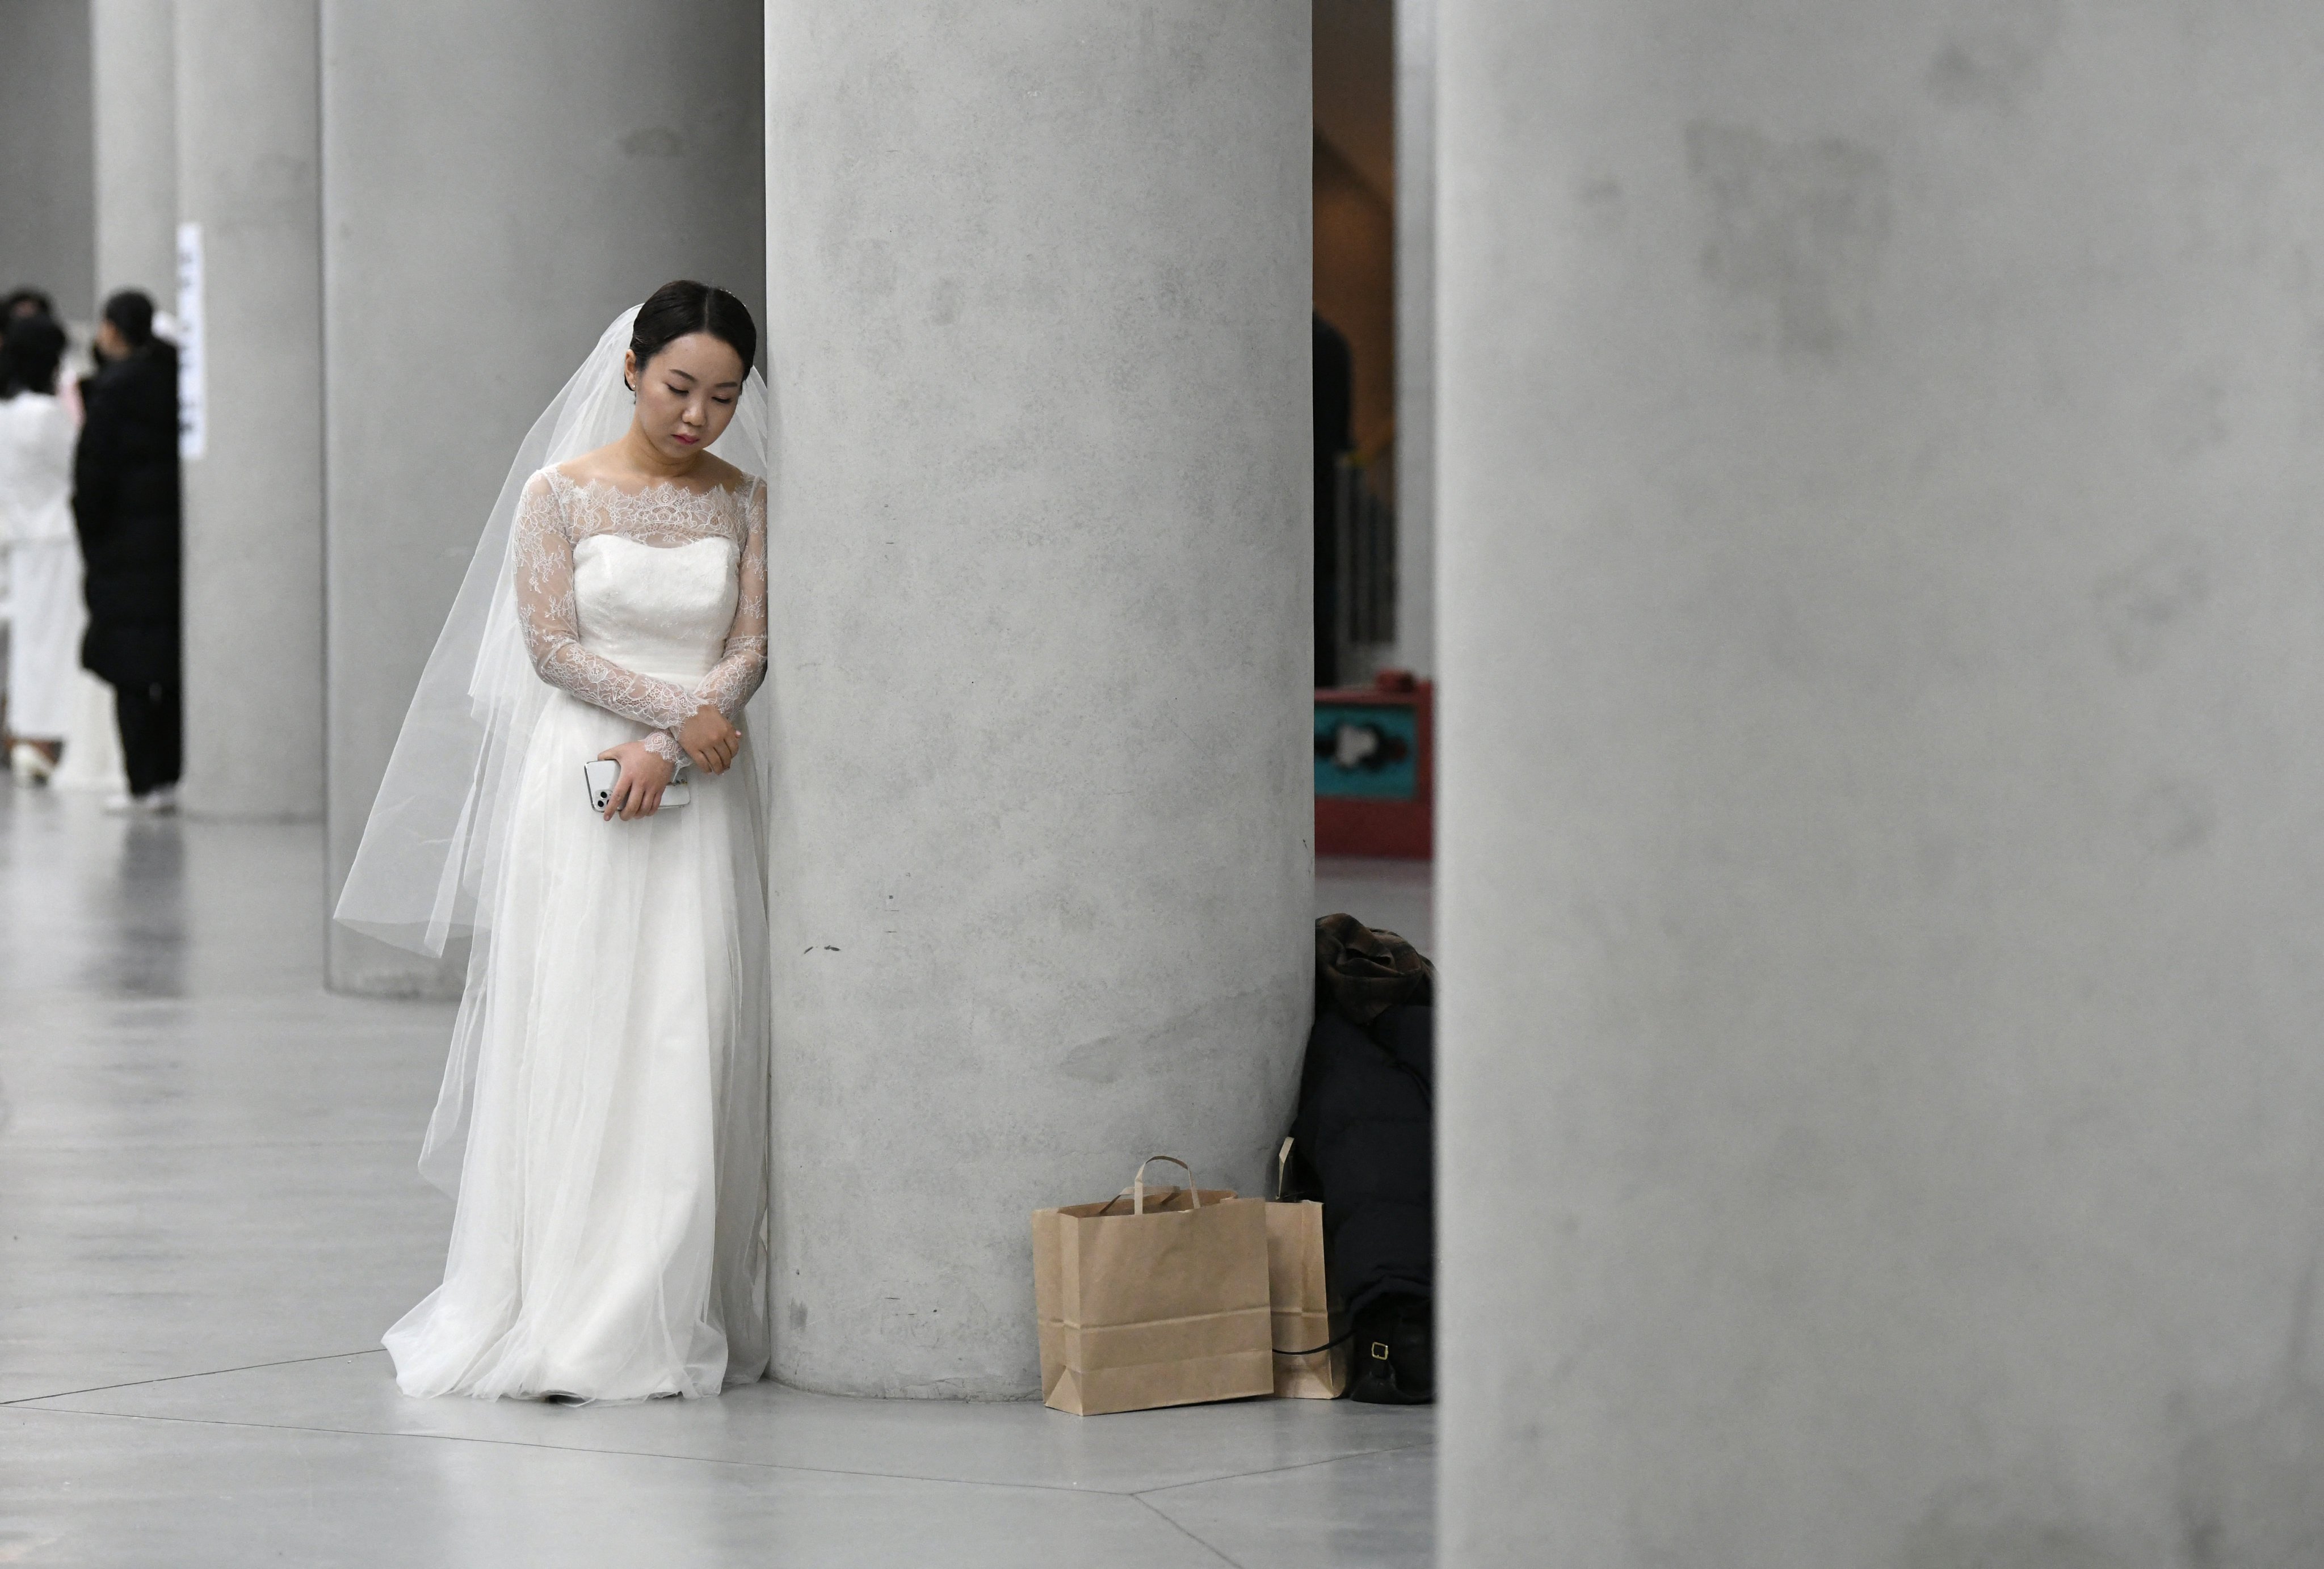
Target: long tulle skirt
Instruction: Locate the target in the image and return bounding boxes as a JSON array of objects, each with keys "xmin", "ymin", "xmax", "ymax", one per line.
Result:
[{"xmin": 384, "ymin": 690, "xmax": 771, "ymax": 1400}]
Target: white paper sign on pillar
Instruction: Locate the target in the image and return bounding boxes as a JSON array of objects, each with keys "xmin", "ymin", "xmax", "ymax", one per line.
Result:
[{"xmin": 175, "ymin": 220, "xmax": 204, "ymax": 461}]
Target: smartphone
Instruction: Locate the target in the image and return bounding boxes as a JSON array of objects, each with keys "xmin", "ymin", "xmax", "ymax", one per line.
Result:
[{"xmin": 582, "ymin": 758, "xmax": 691, "ymax": 814}]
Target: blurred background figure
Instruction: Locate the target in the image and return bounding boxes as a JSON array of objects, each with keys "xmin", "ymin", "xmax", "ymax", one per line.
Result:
[
  {"xmin": 6, "ymin": 286, "xmax": 94, "ymax": 421},
  {"xmin": 1312, "ymin": 309, "xmax": 1354, "ymax": 689},
  {"xmin": 74, "ymin": 287, "xmax": 178, "ymax": 813},
  {"xmin": 0, "ymin": 309, "xmax": 79, "ymax": 784},
  {"xmin": 3, "ymin": 287, "xmax": 57, "ymax": 324}
]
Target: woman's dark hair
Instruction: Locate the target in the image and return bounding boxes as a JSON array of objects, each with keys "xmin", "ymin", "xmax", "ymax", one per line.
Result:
[
  {"xmin": 0, "ymin": 312, "xmax": 65, "ymax": 399},
  {"xmin": 103, "ymin": 289, "xmax": 157, "ymax": 348},
  {"xmin": 2, "ymin": 287, "xmax": 54, "ymax": 321},
  {"xmin": 628, "ymin": 280, "xmax": 755, "ymax": 386}
]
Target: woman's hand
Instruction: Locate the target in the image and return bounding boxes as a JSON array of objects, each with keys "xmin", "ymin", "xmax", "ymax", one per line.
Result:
[
  {"xmin": 597, "ymin": 741, "xmax": 675, "ymax": 820},
  {"xmin": 678, "ymin": 703, "xmax": 742, "ymax": 775}
]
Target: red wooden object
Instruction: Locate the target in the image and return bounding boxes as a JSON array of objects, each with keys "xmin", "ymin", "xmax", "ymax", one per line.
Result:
[{"xmin": 1314, "ymin": 675, "xmax": 1433, "ymax": 860}]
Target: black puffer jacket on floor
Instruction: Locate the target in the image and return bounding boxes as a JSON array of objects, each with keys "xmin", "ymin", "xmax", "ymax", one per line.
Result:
[{"xmin": 1290, "ymin": 1001, "xmax": 1433, "ymax": 1315}]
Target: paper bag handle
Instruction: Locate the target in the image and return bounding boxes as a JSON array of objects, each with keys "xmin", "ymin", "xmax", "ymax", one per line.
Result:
[
  {"xmin": 1276, "ymin": 1136, "xmax": 1294, "ymax": 1201},
  {"xmin": 1133, "ymin": 1154, "xmax": 1201, "ymax": 1214}
]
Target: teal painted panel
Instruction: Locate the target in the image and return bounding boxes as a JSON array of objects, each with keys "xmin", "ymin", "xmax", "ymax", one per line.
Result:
[{"xmin": 1315, "ymin": 703, "xmax": 1419, "ymax": 800}]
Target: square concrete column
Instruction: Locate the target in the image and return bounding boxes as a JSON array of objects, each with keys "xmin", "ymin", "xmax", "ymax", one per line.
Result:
[
  {"xmin": 320, "ymin": 1, "xmax": 763, "ymax": 994},
  {"xmin": 1440, "ymin": 2, "xmax": 2324, "ymax": 1562},
  {"xmin": 1392, "ymin": 0, "xmax": 1435, "ymax": 678}
]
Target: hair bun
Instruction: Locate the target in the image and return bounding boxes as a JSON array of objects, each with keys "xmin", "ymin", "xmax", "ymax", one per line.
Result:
[{"xmin": 630, "ymin": 280, "xmax": 757, "ymax": 380}]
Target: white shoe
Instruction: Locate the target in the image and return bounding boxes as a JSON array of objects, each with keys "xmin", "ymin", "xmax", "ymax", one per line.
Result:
[
  {"xmin": 9, "ymin": 742, "xmax": 55, "ymax": 784},
  {"xmin": 104, "ymin": 784, "xmax": 179, "ymax": 815}
]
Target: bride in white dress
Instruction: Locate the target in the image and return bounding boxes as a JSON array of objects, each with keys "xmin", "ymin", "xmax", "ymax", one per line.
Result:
[{"xmin": 338, "ymin": 283, "xmax": 772, "ymax": 1401}]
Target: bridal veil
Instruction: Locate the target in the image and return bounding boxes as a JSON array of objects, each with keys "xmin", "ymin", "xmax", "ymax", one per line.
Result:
[{"xmin": 335, "ymin": 304, "xmax": 773, "ymax": 1191}]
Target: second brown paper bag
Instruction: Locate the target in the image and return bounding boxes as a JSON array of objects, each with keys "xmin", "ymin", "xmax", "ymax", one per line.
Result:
[{"xmin": 1267, "ymin": 1139, "xmax": 1346, "ymax": 1398}]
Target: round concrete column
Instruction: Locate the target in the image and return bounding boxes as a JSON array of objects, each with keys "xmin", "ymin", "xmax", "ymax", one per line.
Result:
[
  {"xmin": 1440, "ymin": 3, "xmax": 2324, "ymax": 1562},
  {"xmin": 321, "ymin": 2, "xmax": 763, "ymax": 994},
  {"xmin": 175, "ymin": 0, "xmax": 324, "ymax": 821},
  {"xmin": 763, "ymin": 6, "xmax": 1312, "ymax": 1395},
  {"xmin": 91, "ymin": 0, "xmax": 173, "ymax": 305}
]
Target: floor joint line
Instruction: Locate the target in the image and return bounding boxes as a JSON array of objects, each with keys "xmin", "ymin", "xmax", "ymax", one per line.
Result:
[
  {"xmin": 1133, "ymin": 1494, "xmax": 1249, "ymax": 1568},
  {"xmin": 1133, "ymin": 1437, "xmax": 1438, "ymax": 1498},
  {"xmin": 6, "ymin": 1403, "xmax": 1344, "ymax": 1499},
  {"xmin": 1, "ymin": 1348, "xmax": 384, "ymax": 1407}
]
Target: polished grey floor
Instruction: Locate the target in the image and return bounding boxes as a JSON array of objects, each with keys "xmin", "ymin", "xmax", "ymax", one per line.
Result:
[{"xmin": 0, "ymin": 786, "xmax": 1434, "ymax": 1567}]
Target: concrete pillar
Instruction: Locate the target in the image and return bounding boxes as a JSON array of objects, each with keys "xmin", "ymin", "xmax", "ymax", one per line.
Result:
[
  {"xmin": 174, "ymin": 1, "xmax": 323, "ymax": 821},
  {"xmin": 321, "ymin": 2, "xmax": 763, "ymax": 994},
  {"xmin": 91, "ymin": 0, "xmax": 174, "ymax": 306},
  {"xmin": 1391, "ymin": 0, "xmax": 1433, "ymax": 677},
  {"xmin": 1440, "ymin": 3, "xmax": 2324, "ymax": 1563},
  {"xmin": 0, "ymin": 0, "xmax": 93, "ymax": 321},
  {"xmin": 763, "ymin": 5, "xmax": 1312, "ymax": 1396}
]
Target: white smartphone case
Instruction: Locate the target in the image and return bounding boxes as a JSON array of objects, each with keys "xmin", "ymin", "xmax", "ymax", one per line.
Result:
[{"xmin": 583, "ymin": 758, "xmax": 690, "ymax": 813}]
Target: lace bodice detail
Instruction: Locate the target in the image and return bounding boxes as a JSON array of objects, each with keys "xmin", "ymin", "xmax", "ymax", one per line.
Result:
[{"xmin": 514, "ymin": 467, "xmax": 768, "ymax": 762}]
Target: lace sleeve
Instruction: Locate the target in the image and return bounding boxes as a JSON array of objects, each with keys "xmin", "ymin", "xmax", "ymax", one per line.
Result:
[
  {"xmin": 512, "ymin": 472, "xmax": 695, "ymax": 735},
  {"xmin": 691, "ymin": 477, "xmax": 769, "ymax": 718}
]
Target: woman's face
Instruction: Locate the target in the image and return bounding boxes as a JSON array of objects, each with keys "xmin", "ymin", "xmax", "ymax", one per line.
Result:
[{"xmin": 626, "ymin": 333, "xmax": 746, "ymax": 462}]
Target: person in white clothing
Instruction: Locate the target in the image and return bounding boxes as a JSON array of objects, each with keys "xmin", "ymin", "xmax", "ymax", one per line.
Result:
[
  {"xmin": 338, "ymin": 282, "xmax": 772, "ymax": 1402},
  {"xmin": 0, "ymin": 314, "xmax": 82, "ymax": 782}
]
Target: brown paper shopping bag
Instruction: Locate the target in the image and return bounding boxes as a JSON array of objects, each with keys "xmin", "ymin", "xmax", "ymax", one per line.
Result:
[
  {"xmin": 1267, "ymin": 1138, "xmax": 1347, "ymax": 1398},
  {"xmin": 1032, "ymin": 1155, "xmax": 1274, "ymax": 1415}
]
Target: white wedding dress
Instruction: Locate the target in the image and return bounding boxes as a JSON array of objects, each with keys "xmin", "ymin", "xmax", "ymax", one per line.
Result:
[
  {"xmin": 0, "ymin": 389, "xmax": 83, "ymax": 741},
  {"xmin": 383, "ymin": 465, "xmax": 772, "ymax": 1401}
]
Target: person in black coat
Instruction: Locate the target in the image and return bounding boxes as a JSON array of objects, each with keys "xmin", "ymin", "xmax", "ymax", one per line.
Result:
[
  {"xmin": 1313, "ymin": 311, "xmax": 1354, "ymax": 690},
  {"xmin": 75, "ymin": 289, "xmax": 182, "ymax": 809}
]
